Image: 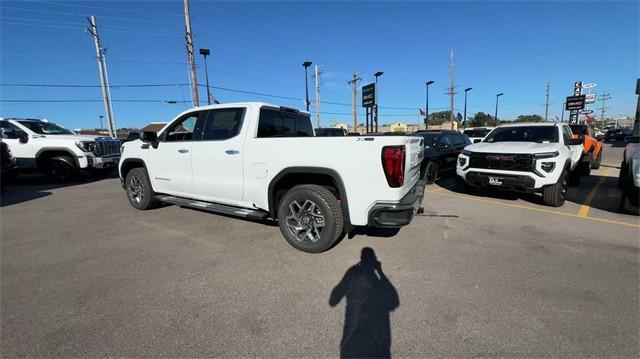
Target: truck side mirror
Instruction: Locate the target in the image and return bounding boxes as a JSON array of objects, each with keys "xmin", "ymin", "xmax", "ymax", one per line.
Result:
[{"xmin": 141, "ymin": 131, "xmax": 159, "ymax": 148}]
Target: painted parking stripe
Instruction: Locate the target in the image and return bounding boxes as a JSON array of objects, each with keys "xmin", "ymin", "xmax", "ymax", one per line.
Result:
[
  {"xmin": 429, "ymin": 190, "xmax": 640, "ymax": 228},
  {"xmin": 577, "ymin": 168, "xmax": 611, "ymax": 217}
]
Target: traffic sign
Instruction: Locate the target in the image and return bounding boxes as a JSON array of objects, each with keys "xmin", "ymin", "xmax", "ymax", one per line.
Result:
[
  {"xmin": 585, "ymin": 93, "xmax": 596, "ymax": 104},
  {"xmin": 362, "ymin": 83, "xmax": 375, "ymax": 107},
  {"xmin": 580, "ymin": 110, "xmax": 593, "ymax": 114},
  {"xmin": 582, "ymin": 82, "xmax": 597, "ymax": 89},
  {"xmin": 566, "ymin": 95, "xmax": 586, "ymax": 110}
]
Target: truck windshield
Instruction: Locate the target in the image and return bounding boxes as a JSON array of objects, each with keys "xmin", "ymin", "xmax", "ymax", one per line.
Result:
[
  {"xmin": 257, "ymin": 108, "xmax": 314, "ymax": 137},
  {"xmin": 18, "ymin": 121, "xmax": 75, "ymax": 135},
  {"xmin": 484, "ymin": 126, "xmax": 559, "ymax": 143}
]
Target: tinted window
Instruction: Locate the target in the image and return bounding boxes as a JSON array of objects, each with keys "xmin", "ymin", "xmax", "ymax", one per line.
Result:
[
  {"xmin": 463, "ymin": 128, "xmax": 492, "ymax": 138},
  {"xmin": 0, "ymin": 121, "xmax": 27, "ymax": 139},
  {"xmin": 417, "ymin": 133, "xmax": 440, "ymax": 146},
  {"xmin": 562, "ymin": 126, "xmax": 573, "ymax": 143},
  {"xmin": 439, "ymin": 133, "xmax": 453, "ymax": 145},
  {"xmin": 164, "ymin": 113, "xmax": 201, "ymax": 142},
  {"xmin": 459, "ymin": 133, "xmax": 472, "ymax": 145},
  {"xmin": 452, "ymin": 133, "xmax": 466, "ymax": 145},
  {"xmin": 257, "ymin": 108, "xmax": 313, "ymax": 138},
  {"xmin": 201, "ymin": 108, "xmax": 245, "ymax": 140},
  {"xmin": 484, "ymin": 126, "xmax": 559, "ymax": 143},
  {"xmin": 569, "ymin": 125, "xmax": 588, "ymax": 135},
  {"xmin": 17, "ymin": 120, "xmax": 74, "ymax": 135},
  {"xmin": 315, "ymin": 128, "xmax": 346, "ymax": 136}
]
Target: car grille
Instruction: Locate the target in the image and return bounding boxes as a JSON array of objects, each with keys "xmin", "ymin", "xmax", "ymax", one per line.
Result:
[
  {"xmin": 469, "ymin": 153, "xmax": 534, "ymax": 172},
  {"xmin": 94, "ymin": 140, "xmax": 120, "ymax": 156}
]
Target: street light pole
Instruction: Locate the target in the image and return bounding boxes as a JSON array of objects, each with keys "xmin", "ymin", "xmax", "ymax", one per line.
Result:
[
  {"xmin": 374, "ymin": 71, "xmax": 383, "ymax": 133},
  {"xmin": 495, "ymin": 92, "xmax": 504, "ymax": 126},
  {"xmin": 302, "ymin": 61, "xmax": 312, "ymax": 111},
  {"xmin": 425, "ymin": 80, "xmax": 434, "ymax": 130},
  {"xmin": 199, "ymin": 48, "xmax": 211, "ymax": 105},
  {"xmin": 464, "ymin": 87, "xmax": 472, "ymax": 128}
]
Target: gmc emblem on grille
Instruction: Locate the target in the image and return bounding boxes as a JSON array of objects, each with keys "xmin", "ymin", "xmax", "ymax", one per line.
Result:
[{"xmin": 486, "ymin": 155, "xmax": 514, "ymax": 161}]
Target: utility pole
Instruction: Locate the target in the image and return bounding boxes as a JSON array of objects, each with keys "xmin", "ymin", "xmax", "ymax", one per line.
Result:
[
  {"xmin": 448, "ymin": 49, "xmax": 456, "ymax": 130},
  {"xmin": 183, "ymin": 0, "xmax": 199, "ymax": 107},
  {"xmin": 314, "ymin": 64, "xmax": 322, "ymax": 128},
  {"xmin": 347, "ymin": 73, "xmax": 361, "ymax": 131},
  {"xmin": 544, "ymin": 80, "xmax": 550, "ymax": 122},
  {"xmin": 87, "ymin": 16, "xmax": 116, "ymax": 138},
  {"xmin": 598, "ymin": 91, "xmax": 611, "ymax": 131}
]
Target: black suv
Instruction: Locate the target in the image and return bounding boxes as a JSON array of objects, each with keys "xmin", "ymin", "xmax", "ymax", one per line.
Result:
[{"xmin": 414, "ymin": 130, "xmax": 471, "ymax": 184}]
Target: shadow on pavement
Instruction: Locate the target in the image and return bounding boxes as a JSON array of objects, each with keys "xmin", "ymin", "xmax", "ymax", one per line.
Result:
[
  {"xmin": 1, "ymin": 171, "xmax": 118, "ymax": 207},
  {"xmin": 330, "ymin": 248, "xmax": 399, "ymax": 359}
]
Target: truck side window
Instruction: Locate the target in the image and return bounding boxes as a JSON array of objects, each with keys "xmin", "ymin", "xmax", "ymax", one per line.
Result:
[
  {"xmin": 163, "ymin": 113, "xmax": 201, "ymax": 142},
  {"xmin": 0, "ymin": 121, "xmax": 26, "ymax": 139},
  {"xmin": 201, "ymin": 108, "xmax": 245, "ymax": 141},
  {"xmin": 257, "ymin": 108, "xmax": 314, "ymax": 138},
  {"xmin": 562, "ymin": 126, "xmax": 573, "ymax": 143}
]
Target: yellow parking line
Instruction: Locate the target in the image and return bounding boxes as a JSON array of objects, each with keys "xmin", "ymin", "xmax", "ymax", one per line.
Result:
[
  {"xmin": 577, "ymin": 168, "xmax": 611, "ymax": 217},
  {"xmin": 430, "ymin": 190, "xmax": 640, "ymax": 229},
  {"xmin": 427, "ymin": 185, "xmax": 456, "ymax": 193}
]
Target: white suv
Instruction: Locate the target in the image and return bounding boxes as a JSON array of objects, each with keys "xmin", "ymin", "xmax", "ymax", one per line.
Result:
[
  {"xmin": 0, "ymin": 118, "xmax": 121, "ymax": 181},
  {"xmin": 457, "ymin": 123, "xmax": 584, "ymax": 206}
]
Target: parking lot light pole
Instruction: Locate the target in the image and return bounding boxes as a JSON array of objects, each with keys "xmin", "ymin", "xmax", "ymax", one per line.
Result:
[
  {"xmin": 199, "ymin": 48, "xmax": 211, "ymax": 105},
  {"xmin": 464, "ymin": 87, "xmax": 472, "ymax": 128},
  {"xmin": 425, "ymin": 80, "xmax": 434, "ymax": 130},
  {"xmin": 302, "ymin": 61, "xmax": 312, "ymax": 111},
  {"xmin": 374, "ymin": 71, "xmax": 383, "ymax": 132},
  {"xmin": 495, "ymin": 92, "xmax": 504, "ymax": 126}
]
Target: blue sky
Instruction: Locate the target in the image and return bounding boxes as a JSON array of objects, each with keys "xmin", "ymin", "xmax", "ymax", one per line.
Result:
[{"xmin": 1, "ymin": 0, "xmax": 638, "ymax": 129}]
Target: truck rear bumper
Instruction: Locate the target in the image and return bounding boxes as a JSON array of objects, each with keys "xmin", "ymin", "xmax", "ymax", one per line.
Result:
[{"xmin": 367, "ymin": 180, "xmax": 426, "ymax": 227}]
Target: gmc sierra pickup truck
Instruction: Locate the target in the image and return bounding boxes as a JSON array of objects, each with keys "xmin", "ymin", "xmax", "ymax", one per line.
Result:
[
  {"xmin": 119, "ymin": 103, "xmax": 425, "ymax": 252},
  {"xmin": 456, "ymin": 123, "xmax": 584, "ymax": 207}
]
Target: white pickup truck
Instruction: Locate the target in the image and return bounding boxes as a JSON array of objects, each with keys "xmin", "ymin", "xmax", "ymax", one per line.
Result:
[
  {"xmin": 0, "ymin": 118, "xmax": 121, "ymax": 181},
  {"xmin": 119, "ymin": 103, "xmax": 425, "ymax": 252},
  {"xmin": 456, "ymin": 123, "xmax": 584, "ymax": 207}
]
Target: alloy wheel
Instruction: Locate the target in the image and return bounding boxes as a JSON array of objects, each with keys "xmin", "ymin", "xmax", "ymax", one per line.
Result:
[{"xmin": 285, "ymin": 199, "xmax": 325, "ymax": 243}]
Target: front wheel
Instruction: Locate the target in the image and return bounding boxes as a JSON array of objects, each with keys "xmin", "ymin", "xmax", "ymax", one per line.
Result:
[
  {"xmin": 277, "ymin": 184, "xmax": 343, "ymax": 253},
  {"xmin": 43, "ymin": 156, "xmax": 77, "ymax": 182},
  {"xmin": 423, "ymin": 161, "xmax": 438, "ymax": 184},
  {"xmin": 542, "ymin": 172, "xmax": 567, "ymax": 207},
  {"xmin": 125, "ymin": 168, "xmax": 159, "ymax": 210}
]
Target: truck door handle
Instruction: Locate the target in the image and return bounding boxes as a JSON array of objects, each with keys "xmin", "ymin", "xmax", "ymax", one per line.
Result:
[
  {"xmin": 225, "ymin": 149, "xmax": 240, "ymax": 155},
  {"xmin": 178, "ymin": 149, "xmax": 189, "ymax": 154}
]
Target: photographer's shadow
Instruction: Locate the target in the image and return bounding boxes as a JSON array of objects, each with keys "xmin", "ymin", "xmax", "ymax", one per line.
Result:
[{"xmin": 329, "ymin": 247, "xmax": 399, "ymax": 359}]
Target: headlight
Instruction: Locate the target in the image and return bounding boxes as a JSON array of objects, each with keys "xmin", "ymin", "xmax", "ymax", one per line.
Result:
[
  {"xmin": 75, "ymin": 141, "xmax": 96, "ymax": 153},
  {"xmin": 534, "ymin": 151, "xmax": 559, "ymax": 159},
  {"xmin": 541, "ymin": 162, "xmax": 556, "ymax": 173},
  {"xmin": 458, "ymin": 157, "xmax": 467, "ymax": 167}
]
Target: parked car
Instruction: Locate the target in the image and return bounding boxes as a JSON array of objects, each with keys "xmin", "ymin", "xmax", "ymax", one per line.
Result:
[
  {"xmin": 595, "ymin": 130, "xmax": 605, "ymax": 140},
  {"xmin": 569, "ymin": 124, "xmax": 603, "ymax": 172},
  {"xmin": 123, "ymin": 131, "xmax": 141, "ymax": 142},
  {"xmin": 604, "ymin": 128, "xmax": 632, "ymax": 141},
  {"xmin": 119, "ymin": 103, "xmax": 426, "ymax": 253},
  {"xmin": 457, "ymin": 123, "xmax": 584, "ymax": 207},
  {"xmin": 462, "ymin": 127, "xmax": 494, "ymax": 143},
  {"xmin": 414, "ymin": 130, "xmax": 471, "ymax": 184},
  {"xmin": 1, "ymin": 141, "xmax": 18, "ymax": 186},
  {"xmin": 315, "ymin": 128, "xmax": 348, "ymax": 136},
  {"xmin": 0, "ymin": 118, "xmax": 121, "ymax": 181},
  {"xmin": 618, "ymin": 135, "xmax": 640, "ymax": 213}
]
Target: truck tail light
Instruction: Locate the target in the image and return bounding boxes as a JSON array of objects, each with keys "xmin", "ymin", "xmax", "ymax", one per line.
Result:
[{"xmin": 381, "ymin": 145, "xmax": 405, "ymax": 188}]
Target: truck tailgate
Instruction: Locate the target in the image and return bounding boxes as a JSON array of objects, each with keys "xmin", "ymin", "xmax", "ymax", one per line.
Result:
[{"xmin": 405, "ymin": 136, "xmax": 424, "ymax": 190}]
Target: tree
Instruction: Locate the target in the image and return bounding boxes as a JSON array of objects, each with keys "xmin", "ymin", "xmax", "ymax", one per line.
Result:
[
  {"xmin": 469, "ymin": 112, "xmax": 492, "ymax": 127},
  {"xmin": 514, "ymin": 114, "xmax": 544, "ymax": 123},
  {"xmin": 428, "ymin": 111, "xmax": 451, "ymax": 126}
]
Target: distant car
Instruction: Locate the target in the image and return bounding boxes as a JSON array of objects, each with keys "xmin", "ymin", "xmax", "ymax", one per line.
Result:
[
  {"xmin": 604, "ymin": 128, "xmax": 632, "ymax": 141},
  {"xmin": 462, "ymin": 127, "xmax": 494, "ymax": 143},
  {"xmin": 595, "ymin": 131, "xmax": 605, "ymax": 140},
  {"xmin": 315, "ymin": 128, "xmax": 348, "ymax": 136},
  {"xmin": 618, "ymin": 135, "xmax": 640, "ymax": 213},
  {"xmin": 569, "ymin": 124, "xmax": 603, "ymax": 171},
  {"xmin": 414, "ymin": 130, "xmax": 471, "ymax": 184},
  {"xmin": 123, "ymin": 131, "xmax": 141, "ymax": 142}
]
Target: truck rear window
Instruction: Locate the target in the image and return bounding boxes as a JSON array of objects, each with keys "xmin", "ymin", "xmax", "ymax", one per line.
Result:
[{"xmin": 257, "ymin": 108, "xmax": 314, "ymax": 138}]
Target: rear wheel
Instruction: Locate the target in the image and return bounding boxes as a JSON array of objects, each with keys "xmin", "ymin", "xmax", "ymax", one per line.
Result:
[
  {"xmin": 277, "ymin": 184, "xmax": 343, "ymax": 253},
  {"xmin": 542, "ymin": 171, "xmax": 567, "ymax": 207},
  {"xmin": 125, "ymin": 167, "xmax": 159, "ymax": 210},
  {"xmin": 423, "ymin": 161, "xmax": 438, "ymax": 184},
  {"xmin": 43, "ymin": 156, "xmax": 77, "ymax": 182}
]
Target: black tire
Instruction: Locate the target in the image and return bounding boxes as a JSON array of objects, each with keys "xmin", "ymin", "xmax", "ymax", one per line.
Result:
[
  {"xmin": 43, "ymin": 155, "xmax": 77, "ymax": 182},
  {"xmin": 542, "ymin": 171, "xmax": 567, "ymax": 207},
  {"xmin": 617, "ymin": 161, "xmax": 627, "ymax": 189},
  {"xmin": 568, "ymin": 168, "xmax": 581, "ymax": 186},
  {"xmin": 125, "ymin": 167, "xmax": 159, "ymax": 210},
  {"xmin": 277, "ymin": 184, "xmax": 343, "ymax": 253},
  {"xmin": 580, "ymin": 161, "xmax": 591, "ymax": 176},
  {"xmin": 423, "ymin": 161, "xmax": 438, "ymax": 184},
  {"xmin": 591, "ymin": 151, "xmax": 602, "ymax": 169}
]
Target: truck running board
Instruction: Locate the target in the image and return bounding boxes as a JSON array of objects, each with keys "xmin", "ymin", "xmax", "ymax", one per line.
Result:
[{"xmin": 155, "ymin": 195, "xmax": 269, "ymax": 221}]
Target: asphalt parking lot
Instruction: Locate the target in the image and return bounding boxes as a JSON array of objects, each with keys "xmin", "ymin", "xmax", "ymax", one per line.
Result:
[{"xmin": 1, "ymin": 142, "xmax": 638, "ymax": 357}]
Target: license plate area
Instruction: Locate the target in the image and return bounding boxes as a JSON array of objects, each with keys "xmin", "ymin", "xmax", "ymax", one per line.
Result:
[{"xmin": 488, "ymin": 176, "xmax": 503, "ymax": 186}]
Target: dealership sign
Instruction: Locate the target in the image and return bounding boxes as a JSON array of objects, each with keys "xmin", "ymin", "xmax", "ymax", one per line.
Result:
[
  {"xmin": 585, "ymin": 93, "xmax": 596, "ymax": 104},
  {"xmin": 566, "ymin": 95, "xmax": 586, "ymax": 111},
  {"xmin": 362, "ymin": 83, "xmax": 375, "ymax": 107}
]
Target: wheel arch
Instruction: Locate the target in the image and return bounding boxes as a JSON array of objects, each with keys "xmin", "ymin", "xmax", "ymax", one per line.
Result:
[
  {"xmin": 35, "ymin": 148, "xmax": 79, "ymax": 168},
  {"xmin": 268, "ymin": 167, "xmax": 352, "ymax": 232},
  {"xmin": 120, "ymin": 158, "xmax": 148, "ymax": 179}
]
